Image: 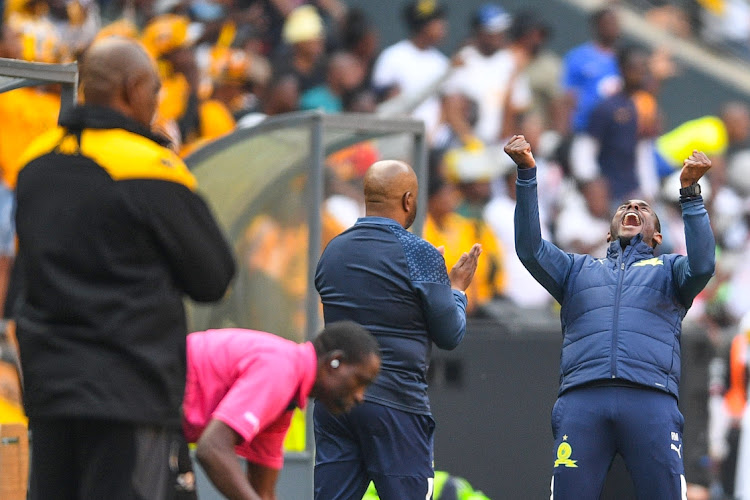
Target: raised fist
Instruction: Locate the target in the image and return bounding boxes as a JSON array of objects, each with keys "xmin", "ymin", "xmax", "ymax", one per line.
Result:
[
  {"xmin": 679, "ymin": 150, "xmax": 711, "ymax": 187},
  {"xmin": 504, "ymin": 135, "xmax": 536, "ymax": 169}
]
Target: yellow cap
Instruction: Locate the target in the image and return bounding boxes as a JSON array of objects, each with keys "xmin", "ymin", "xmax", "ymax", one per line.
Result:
[
  {"xmin": 141, "ymin": 14, "xmax": 196, "ymax": 59},
  {"xmin": 282, "ymin": 5, "xmax": 324, "ymax": 45},
  {"xmin": 209, "ymin": 46, "xmax": 270, "ymax": 86},
  {"xmin": 9, "ymin": 12, "xmax": 68, "ymax": 63}
]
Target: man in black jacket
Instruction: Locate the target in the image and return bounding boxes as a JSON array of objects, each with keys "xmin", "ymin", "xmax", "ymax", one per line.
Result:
[{"xmin": 14, "ymin": 38, "xmax": 235, "ymax": 500}]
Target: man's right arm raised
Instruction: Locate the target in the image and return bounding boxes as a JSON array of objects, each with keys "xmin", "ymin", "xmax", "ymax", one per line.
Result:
[{"xmin": 506, "ymin": 135, "xmax": 573, "ymax": 304}]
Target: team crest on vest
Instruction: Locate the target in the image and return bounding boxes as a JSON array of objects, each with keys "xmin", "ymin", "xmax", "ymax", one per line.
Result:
[
  {"xmin": 554, "ymin": 435, "xmax": 578, "ymax": 468},
  {"xmin": 633, "ymin": 257, "xmax": 663, "ymax": 267}
]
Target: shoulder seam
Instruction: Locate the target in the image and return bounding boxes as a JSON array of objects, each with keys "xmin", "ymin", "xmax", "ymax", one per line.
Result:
[{"xmin": 388, "ymin": 225, "xmax": 450, "ymax": 286}]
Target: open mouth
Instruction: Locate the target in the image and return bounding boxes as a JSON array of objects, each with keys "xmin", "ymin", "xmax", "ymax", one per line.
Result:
[{"xmin": 621, "ymin": 212, "xmax": 641, "ymax": 227}]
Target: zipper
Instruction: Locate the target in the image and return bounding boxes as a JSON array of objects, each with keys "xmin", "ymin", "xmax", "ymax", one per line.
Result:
[{"xmin": 610, "ymin": 245, "xmax": 633, "ymax": 378}]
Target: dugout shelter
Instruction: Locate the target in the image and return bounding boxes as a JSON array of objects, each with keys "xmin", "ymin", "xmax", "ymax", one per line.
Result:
[
  {"xmin": 0, "ymin": 57, "xmax": 77, "ymax": 117},
  {"xmin": 184, "ymin": 110, "xmax": 427, "ymax": 499}
]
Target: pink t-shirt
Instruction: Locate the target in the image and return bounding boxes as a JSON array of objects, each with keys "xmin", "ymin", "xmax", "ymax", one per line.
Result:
[{"xmin": 183, "ymin": 329, "xmax": 317, "ymax": 469}]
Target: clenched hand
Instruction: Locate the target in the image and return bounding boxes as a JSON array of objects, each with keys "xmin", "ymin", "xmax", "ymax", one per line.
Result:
[
  {"xmin": 504, "ymin": 135, "xmax": 536, "ymax": 169},
  {"xmin": 679, "ymin": 150, "xmax": 711, "ymax": 187}
]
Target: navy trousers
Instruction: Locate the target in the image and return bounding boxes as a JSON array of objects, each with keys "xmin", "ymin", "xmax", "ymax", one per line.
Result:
[
  {"xmin": 550, "ymin": 385, "xmax": 686, "ymax": 500},
  {"xmin": 314, "ymin": 400, "xmax": 435, "ymax": 500}
]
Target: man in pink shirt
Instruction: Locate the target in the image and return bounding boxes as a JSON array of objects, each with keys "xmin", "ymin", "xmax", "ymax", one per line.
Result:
[{"xmin": 183, "ymin": 320, "xmax": 380, "ymax": 500}]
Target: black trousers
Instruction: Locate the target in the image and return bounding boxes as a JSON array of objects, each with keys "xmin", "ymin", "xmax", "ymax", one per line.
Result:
[{"xmin": 28, "ymin": 417, "xmax": 197, "ymax": 500}]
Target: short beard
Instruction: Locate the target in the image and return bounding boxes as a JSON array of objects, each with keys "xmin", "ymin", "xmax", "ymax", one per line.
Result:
[{"xmin": 404, "ymin": 210, "xmax": 416, "ymax": 230}]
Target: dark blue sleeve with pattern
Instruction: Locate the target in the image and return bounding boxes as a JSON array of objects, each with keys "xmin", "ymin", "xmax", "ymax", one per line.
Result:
[
  {"xmin": 390, "ymin": 227, "xmax": 468, "ymax": 350},
  {"xmin": 392, "ymin": 228, "xmax": 451, "ymax": 285}
]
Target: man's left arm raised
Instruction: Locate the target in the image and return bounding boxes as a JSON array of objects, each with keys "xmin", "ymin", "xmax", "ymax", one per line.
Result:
[{"xmin": 673, "ymin": 150, "xmax": 716, "ymax": 305}]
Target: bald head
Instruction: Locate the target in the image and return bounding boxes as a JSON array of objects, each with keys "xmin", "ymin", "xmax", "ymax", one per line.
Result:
[
  {"xmin": 364, "ymin": 160, "xmax": 419, "ymax": 228},
  {"xmin": 81, "ymin": 38, "xmax": 161, "ymax": 127}
]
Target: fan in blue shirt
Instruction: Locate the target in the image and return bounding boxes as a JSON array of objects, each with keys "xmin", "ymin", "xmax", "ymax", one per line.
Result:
[
  {"xmin": 571, "ymin": 45, "xmax": 650, "ymax": 209},
  {"xmin": 562, "ymin": 7, "xmax": 621, "ymax": 132}
]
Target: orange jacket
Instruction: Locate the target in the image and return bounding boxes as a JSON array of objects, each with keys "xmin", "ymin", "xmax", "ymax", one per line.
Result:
[{"xmin": 725, "ymin": 331, "xmax": 749, "ymax": 419}]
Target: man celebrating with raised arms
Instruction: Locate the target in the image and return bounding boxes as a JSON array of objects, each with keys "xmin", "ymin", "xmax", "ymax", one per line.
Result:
[{"xmin": 506, "ymin": 134, "xmax": 715, "ymax": 499}]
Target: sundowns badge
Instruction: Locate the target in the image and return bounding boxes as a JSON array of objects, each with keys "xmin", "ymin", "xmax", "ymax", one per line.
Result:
[{"xmin": 554, "ymin": 435, "xmax": 578, "ymax": 468}]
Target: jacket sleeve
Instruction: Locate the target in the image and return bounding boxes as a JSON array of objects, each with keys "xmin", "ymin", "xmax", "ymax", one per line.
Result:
[
  {"xmin": 131, "ymin": 181, "xmax": 236, "ymax": 302},
  {"xmin": 514, "ymin": 166, "xmax": 574, "ymax": 304},
  {"xmin": 672, "ymin": 195, "xmax": 715, "ymax": 306},
  {"xmin": 415, "ymin": 283, "xmax": 467, "ymax": 350},
  {"xmin": 403, "ymin": 237, "xmax": 467, "ymax": 350}
]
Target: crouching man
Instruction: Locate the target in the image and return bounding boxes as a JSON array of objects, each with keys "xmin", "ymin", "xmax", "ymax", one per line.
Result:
[{"xmin": 183, "ymin": 321, "xmax": 381, "ymax": 500}]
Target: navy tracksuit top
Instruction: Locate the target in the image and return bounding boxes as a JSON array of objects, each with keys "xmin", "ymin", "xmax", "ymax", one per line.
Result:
[
  {"xmin": 315, "ymin": 216, "xmax": 468, "ymax": 415},
  {"xmin": 514, "ymin": 167, "xmax": 715, "ymax": 400}
]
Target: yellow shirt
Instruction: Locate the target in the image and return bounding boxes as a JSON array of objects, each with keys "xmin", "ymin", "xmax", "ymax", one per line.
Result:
[
  {"xmin": 423, "ymin": 212, "xmax": 505, "ymax": 312},
  {"xmin": 157, "ymin": 72, "xmax": 190, "ymax": 122},
  {"xmin": 656, "ymin": 115, "xmax": 727, "ymax": 168},
  {"xmin": 179, "ymin": 99, "xmax": 236, "ymax": 157},
  {"xmin": 198, "ymin": 99, "xmax": 236, "ymax": 140},
  {"xmin": 0, "ymin": 87, "xmax": 60, "ymax": 188},
  {"xmin": 0, "ymin": 397, "xmax": 25, "ymax": 424}
]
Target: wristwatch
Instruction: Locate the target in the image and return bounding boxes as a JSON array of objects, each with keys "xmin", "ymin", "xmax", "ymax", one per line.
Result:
[{"xmin": 679, "ymin": 183, "xmax": 701, "ymax": 197}]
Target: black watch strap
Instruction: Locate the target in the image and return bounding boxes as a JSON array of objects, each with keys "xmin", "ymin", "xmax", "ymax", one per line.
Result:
[{"xmin": 679, "ymin": 183, "xmax": 701, "ymax": 197}]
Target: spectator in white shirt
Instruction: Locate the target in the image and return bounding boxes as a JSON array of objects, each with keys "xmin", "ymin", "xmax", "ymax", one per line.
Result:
[
  {"xmin": 443, "ymin": 8, "xmax": 549, "ymax": 149},
  {"xmin": 484, "ymin": 112, "xmax": 561, "ymax": 308},
  {"xmin": 442, "ymin": 3, "xmax": 518, "ymax": 148},
  {"xmin": 371, "ymin": 0, "xmax": 449, "ymax": 142}
]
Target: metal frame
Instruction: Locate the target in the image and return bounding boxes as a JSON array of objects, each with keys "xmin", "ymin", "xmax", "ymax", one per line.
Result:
[
  {"xmin": 186, "ymin": 110, "xmax": 427, "ymax": 349},
  {"xmin": 186, "ymin": 111, "xmax": 426, "ymax": 165},
  {"xmin": 0, "ymin": 57, "xmax": 78, "ymax": 117},
  {"xmin": 185, "ymin": 110, "xmax": 426, "ymax": 498}
]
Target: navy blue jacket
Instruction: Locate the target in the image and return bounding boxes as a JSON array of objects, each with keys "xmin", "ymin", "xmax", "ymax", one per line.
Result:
[
  {"xmin": 315, "ymin": 216, "xmax": 468, "ymax": 415},
  {"xmin": 514, "ymin": 167, "xmax": 715, "ymax": 400}
]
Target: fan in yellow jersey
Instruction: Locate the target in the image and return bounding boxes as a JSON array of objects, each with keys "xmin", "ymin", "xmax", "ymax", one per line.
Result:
[
  {"xmin": 0, "ymin": 22, "xmax": 61, "ymax": 318},
  {"xmin": 141, "ymin": 14, "xmax": 236, "ymax": 155},
  {"xmin": 423, "ymin": 176, "xmax": 505, "ymax": 315}
]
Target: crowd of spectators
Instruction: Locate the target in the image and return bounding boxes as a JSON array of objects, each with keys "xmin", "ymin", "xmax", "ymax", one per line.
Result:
[
  {"xmin": 628, "ymin": 0, "xmax": 750, "ymax": 63},
  {"xmin": 2, "ymin": 0, "xmax": 750, "ymax": 497}
]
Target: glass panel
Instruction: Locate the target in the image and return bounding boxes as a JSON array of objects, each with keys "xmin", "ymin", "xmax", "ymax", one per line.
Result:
[
  {"xmin": 186, "ymin": 124, "xmax": 421, "ymax": 343},
  {"xmin": 322, "ymin": 132, "xmax": 419, "ymax": 234},
  {"xmin": 183, "ymin": 114, "xmax": 423, "ymax": 460},
  {"xmin": 187, "ymin": 125, "xmax": 313, "ymax": 344}
]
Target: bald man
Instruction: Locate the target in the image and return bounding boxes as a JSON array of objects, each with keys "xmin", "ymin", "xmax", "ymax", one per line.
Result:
[
  {"xmin": 14, "ymin": 38, "xmax": 235, "ymax": 500},
  {"xmin": 314, "ymin": 160, "xmax": 481, "ymax": 500}
]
